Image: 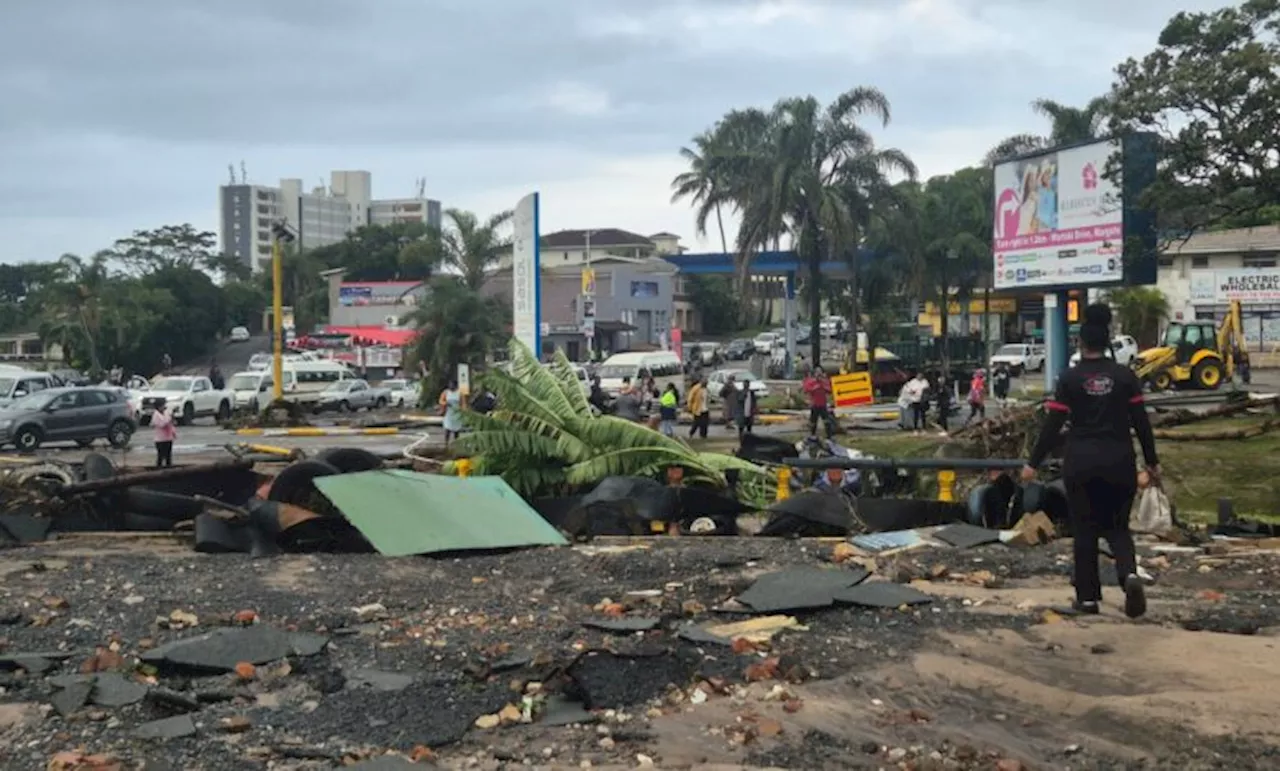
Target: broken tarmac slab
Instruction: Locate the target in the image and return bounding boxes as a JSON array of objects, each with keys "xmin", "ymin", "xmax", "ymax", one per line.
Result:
[
  {"xmin": 133, "ymin": 714, "xmax": 197, "ymax": 741},
  {"xmin": 49, "ymin": 672, "xmax": 148, "ymax": 708},
  {"xmin": 736, "ymin": 566, "xmax": 870, "ymax": 613},
  {"xmin": 581, "ymin": 617, "xmax": 661, "ymax": 633},
  {"xmin": 567, "ymin": 649, "xmax": 702, "ymax": 709},
  {"xmin": 933, "ymin": 523, "xmax": 1002, "ymax": 549},
  {"xmin": 345, "ymin": 668, "xmax": 416, "ymax": 692},
  {"xmin": 140, "ymin": 625, "xmax": 329, "ymax": 673},
  {"xmin": 832, "ymin": 581, "xmax": 934, "ymax": 609}
]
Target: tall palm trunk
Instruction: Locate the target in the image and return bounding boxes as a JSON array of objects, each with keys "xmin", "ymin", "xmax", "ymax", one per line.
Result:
[{"xmin": 715, "ymin": 204, "xmax": 728, "ymax": 254}]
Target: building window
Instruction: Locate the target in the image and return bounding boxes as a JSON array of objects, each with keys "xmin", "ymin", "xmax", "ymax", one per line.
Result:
[
  {"xmin": 1243, "ymin": 254, "xmax": 1278, "ymax": 268},
  {"xmin": 1158, "ymin": 257, "xmax": 1174, "ymax": 268},
  {"xmin": 1191, "ymin": 256, "xmax": 1209, "ymax": 268}
]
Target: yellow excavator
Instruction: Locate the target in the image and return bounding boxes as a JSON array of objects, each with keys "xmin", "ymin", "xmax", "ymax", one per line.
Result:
[{"xmin": 1133, "ymin": 300, "xmax": 1245, "ymax": 391}]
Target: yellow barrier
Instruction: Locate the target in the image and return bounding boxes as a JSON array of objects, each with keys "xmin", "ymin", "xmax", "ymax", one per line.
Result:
[
  {"xmin": 456, "ymin": 458, "xmax": 472, "ymax": 478},
  {"xmin": 775, "ymin": 467, "xmax": 791, "ymax": 501},
  {"xmin": 937, "ymin": 469, "xmax": 957, "ymax": 502},
  {"xmin": 234, "ymin": 427, "xmax": 402, "ymax": 437}
]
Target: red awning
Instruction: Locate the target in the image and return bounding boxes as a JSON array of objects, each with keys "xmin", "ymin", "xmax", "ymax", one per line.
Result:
[{"xmin": 325, "ymin": 326, "xmax": 417, "ymax": 346}]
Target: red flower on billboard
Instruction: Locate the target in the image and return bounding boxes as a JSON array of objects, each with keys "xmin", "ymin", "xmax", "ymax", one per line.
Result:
[{"xmin": 1082, "ymin": 163, "xmax": 1098, "ymax": 190}]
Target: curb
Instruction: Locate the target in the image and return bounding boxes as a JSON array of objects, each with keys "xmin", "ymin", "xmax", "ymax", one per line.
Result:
[{"xmin": 233, "ymin": 427, "xmax": 403, "ymax": 437}]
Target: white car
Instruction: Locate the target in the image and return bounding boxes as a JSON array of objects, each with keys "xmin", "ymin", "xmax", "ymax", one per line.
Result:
[
  {"xmin": 138, "ymin": 375, "xmax": 235, "ymax": 425},
  {"xmin": 819, "ymin": 316, "xmax": 845, "ymax": 337},
  {"xmin": 1070, "ymin": 335, "xmax": 1140, "ymax": 367},
  {"xmin": 381, "ymin": 378, "xmax": 418, "ymax": 407},
  {"xmin": 753, "ymin": 332, "xmax": 779, "ymax": 354},
  {"xmin": 705, "ymin": 369, "xmax": 771, "ymax": 405},
  {"xmin": 229, "ymin": 326, "xmax": 251, "ymax": 343},
  {"xmin": 990, "ymin": 344, "xmax": 1045, "ymax": 375}
]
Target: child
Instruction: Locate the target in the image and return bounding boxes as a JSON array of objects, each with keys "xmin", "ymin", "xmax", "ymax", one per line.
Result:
[{"xmin": 152, "ymin": 404, "xmax": 176, "ymax": 468}]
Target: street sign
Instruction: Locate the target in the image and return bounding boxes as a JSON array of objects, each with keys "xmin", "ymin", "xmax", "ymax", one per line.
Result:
[
  {"xmin": 831, "ymin": 372, "xmax": 873, "ymax": 408},
  {"xmin": 457, "ymin": 363, "xmax": 471, "ymax": 396},
  {"xmin": 582, "ymin": 316, "xmax": 595, "ymax": 339}
]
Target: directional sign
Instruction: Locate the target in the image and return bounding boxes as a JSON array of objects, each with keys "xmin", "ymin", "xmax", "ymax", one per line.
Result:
[{"xmin": 831, "ymin": 372, "xmax": 873, "ymax": 408}]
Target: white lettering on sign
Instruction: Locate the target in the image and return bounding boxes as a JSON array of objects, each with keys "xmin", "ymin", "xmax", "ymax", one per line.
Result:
[{"xmin": 511, "ymin": 193, "xmax": 541, "ymax": 354}]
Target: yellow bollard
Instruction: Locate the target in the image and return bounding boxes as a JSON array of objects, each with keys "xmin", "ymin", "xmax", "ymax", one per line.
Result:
[
  {"xmin": 776, "ymin": 467, "xmax": 791, "ymax": 501},
  {"xmin": 937, "ymin": 469, "xmax": 956, "ymax": 502},
  {"xmin": 456, "ymin": 458, "xmax": 472, "ymax": 478}
]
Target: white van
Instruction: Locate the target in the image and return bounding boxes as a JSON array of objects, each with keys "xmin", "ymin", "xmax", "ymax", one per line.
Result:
[
  {"xmin": 289, "ymin": 360, "xmax": 356, "ymax": 394},
  {"xmin": 0, "ymin": 370, "xmax": 60, "ymax": 402},
  {"xmin": 227, "ymin": 369, "xmax": 300, "ymax": 412},
  {"xmin": 596, "ymin": 351, "xmax": 683, "ymax": 396}
]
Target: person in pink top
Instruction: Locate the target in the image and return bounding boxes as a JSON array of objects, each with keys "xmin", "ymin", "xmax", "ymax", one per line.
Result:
[{"xmin": 152, "ymin": 404, "xmax": 177, "ymax": 468}]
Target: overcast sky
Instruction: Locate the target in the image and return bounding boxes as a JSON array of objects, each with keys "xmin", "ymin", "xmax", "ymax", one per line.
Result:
[{"xmin": 1, "ymin": 0, "xmax": 1221, "ymax": 262}]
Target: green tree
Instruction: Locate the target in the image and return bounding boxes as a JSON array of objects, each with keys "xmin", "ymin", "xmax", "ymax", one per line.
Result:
[
  {"xmin": 42, "ymin": 253, "xmax": 112, "ymax": 375},
  {"xmin": 986, "ymin": 97, "xmax": 1110, "ymax": 165},
  {"xmin": 305, "ymin": 222, "xmax": 434, "ymax": 282},
  {"xmin": 670, "ymin": 129, "xmax": 732, "ymax": 253},
  {"xmin": 1107, "ymin": 0, "xmax": 1280, "ymax": 232},
  {"xmin": 109, "ymin": 224, "xmax": 247, "ymax": 279},
  {"xmin": 1105, "ymin": 286, "xmax": 1170, "ymax": 348},
  {"xmin": 435, "ymin": 209, "xmax": 513, "ymax": 291},
  {"xmin": 404, "ymin": 277, "xmax": 510, "ymax": 400},
  {"xmin": 713, "ymin": 89, "xmax": 916, "ymax": 362},
  {"xmin": 684, "ymin": 275, "xmax": 741, "ymax": 336}
]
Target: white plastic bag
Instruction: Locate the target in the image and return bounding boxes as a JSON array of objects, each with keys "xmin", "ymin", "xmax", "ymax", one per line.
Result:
[{"xmin": 1131, "ymin": 485, "xmax": 1174, "ymax": 536}]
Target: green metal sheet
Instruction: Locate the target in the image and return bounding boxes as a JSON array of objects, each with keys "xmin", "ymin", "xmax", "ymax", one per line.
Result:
[{"xmin": 312, "ymin": 470, "xmax": 568, "ymax": 557}]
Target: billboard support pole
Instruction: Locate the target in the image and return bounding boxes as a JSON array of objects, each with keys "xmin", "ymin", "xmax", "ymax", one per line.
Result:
[{"xmin": 1043, "ymin": 291, "xmax": 1069, "ymax": 391}]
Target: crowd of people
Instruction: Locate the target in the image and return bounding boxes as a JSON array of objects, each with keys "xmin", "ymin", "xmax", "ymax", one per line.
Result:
[{"xmin": 895, "ymin": 362, "xmax": 1014, "ymax": 434}]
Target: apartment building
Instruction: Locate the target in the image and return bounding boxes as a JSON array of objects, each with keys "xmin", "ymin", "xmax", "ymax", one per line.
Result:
[{"xmin": 219, "ymin": 170, "xmax": 442, "ymax": 272}]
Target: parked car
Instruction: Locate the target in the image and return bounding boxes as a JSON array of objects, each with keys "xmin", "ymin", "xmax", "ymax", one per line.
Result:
[
  {"xmin": 989, "ymin": 343, "xmax": 1045, "ymax": 375},
  {"xmin": 50, "ymin": 368, "xmax": 92, "ymax": 387},
  {"xmin": 684, "ymin": 342, "xmax": 721, "ymax": 366},
  {"xmin": 1070, "ymin": 335, "xmax": 1140, "ymax": 367},
  {"xmin": 0, "ymin": 387, "xmax": 136, "ymax": 451},
  {"xmin": 229, "ymin": 326, "xmax": 251, "ymax": 343},
  {"xmin": 380, "ymin": 378, "xmax": 418, "ymax": 407},
  {"xmin": 724, "ymin": 339, "xmax": 754, "ymax": 361},
  {"xmin": 314, "ymin": 379, "xmax": 390, "ymax": 413},
  {"xmin": 705, "ymin": 368, "xmax": 771, "ymax": 405},
  {"xmin": 0, "ymin": 370, "xmax": 60, "ymax": 403},
  {"xmin": 140, "ymin": 376, "xmax": 234, "ymax": 426},
  {"xmin": 753, "ymin": 332, "xmax": 780, "ymax": 354}
]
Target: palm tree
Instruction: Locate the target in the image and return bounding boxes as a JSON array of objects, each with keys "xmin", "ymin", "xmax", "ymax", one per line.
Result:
[
  {"xmin": 447, "ymin": 339, "xmax": 772, "ymax": 503},
  {"xmin": 1105, "ymin": 286, "xmax": 1170, "ymax": 348},
  {"xmin": 670, "ymin": 129, "xmax": 731, "ymax": 253},
  {"xmin": 734, "ymin": 88, "xmax": 917, "ymax": 363},
  {"xmin": 42, "ymin": 253, "xmax": 112, "ymax": 375},
  {"xmin": 436, "ymin": 209, "xmax": 513, "ymax": 291},
  {"xmin": 404, "ymin": 277, "xmax": 509, "ymax": 400},
  {"xmin": 986, "ymin": 97, "xmax": 1110, "ymax": 165}
]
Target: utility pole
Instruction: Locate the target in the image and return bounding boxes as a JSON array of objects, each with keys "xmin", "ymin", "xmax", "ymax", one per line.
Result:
[
  {"xmin": 581, "ymin": 230, "xmax": 596, "ymax": 360},
  {"xmin": 270, "ymin": 221, "xmax": 296, "ymax": 402}
]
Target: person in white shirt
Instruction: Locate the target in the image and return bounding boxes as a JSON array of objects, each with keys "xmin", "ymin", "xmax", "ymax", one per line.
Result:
[{"xmin": 902, "ymin": 372, "xmax": 929, "ymax": 433}]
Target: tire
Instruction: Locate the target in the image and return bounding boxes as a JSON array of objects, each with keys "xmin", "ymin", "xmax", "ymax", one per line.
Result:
[
  {"xmin": 266, "ymin": 459, "xmax": 341, "ymax": 506},
  {"xmin": 339, "ymin": 400, "xmax": 351, "ymax": 413},
  {"xmin": 13, "ymin": 426, "xmax": 42, "ymax": 452},
  {"xmin": 124, "ymin": 488, "xmax": 204, "ymax": 521},
  {"xmin": 374, "ymin": 397, "xmax": 387, "ymax": 410},
  {"xmin": 315, "ymin": 447, "xmax": 383, "ymax": 474},
  {"xmin": 82, "ymin": 452, "xmax": 117, "ymax": 481},
  {"xmin": 248, "ymin": 398, "xmax": 260, "ymax": 414},
  {"xmin": 107, "ymin": 419, "xmax": 133, "ymax": 449},
  {"xmin": 181, "ymin": 402, "xmax": 195, "ymax": 426},
  {"xmin": 76, "ymin": 438, "xmax": 95, "ymax": 449},
  {"xmin": 1192, "ymin": 360, "xmax": 1223, "ymax": 390},
  {"xmin": 1152, "ymin": 371, "xmax": 1173, "ymax": 392},
  {"xmin": 216, "ymin": 401, "xmax": 231, "ymax": 421}
]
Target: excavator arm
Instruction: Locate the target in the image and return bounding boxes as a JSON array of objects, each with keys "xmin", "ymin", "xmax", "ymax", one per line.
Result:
[
  {"xmin": 1135, "ymin": 347, "xmax": 1176, "ymax": 381},
  {"xmin": 1215, "ymin": 299, "xmax": 1245, "ymax": 380}
]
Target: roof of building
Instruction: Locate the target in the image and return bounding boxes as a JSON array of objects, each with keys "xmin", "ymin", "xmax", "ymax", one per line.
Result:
[
  {"xmin": 541, "ymin": 229, "xmax": 654, "ymax": 248},
  {"xmin": 1165, "ymin": 225, "xmax": 1280, "ymax": 255},
  {"xmin": 648, "ymin": 231, "xmax": 681, "ymax": 239}
]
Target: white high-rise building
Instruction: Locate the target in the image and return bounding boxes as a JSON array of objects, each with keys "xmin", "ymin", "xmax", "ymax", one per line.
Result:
[{"xmin": 219, "ymin": 170, "xmax": 441, "ymax": 273}]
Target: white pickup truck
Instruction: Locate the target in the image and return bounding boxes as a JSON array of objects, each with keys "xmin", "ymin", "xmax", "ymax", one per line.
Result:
[
  {"xmin": 139, "ymin": 375, "xmax": 235, "ymax": 426},
  {"xmin": 989, "ymin": 343, "xmax": 1045, "ymax": 375}
]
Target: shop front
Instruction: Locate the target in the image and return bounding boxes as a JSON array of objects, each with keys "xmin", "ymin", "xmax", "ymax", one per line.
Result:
[
  {"xmin": 918, "ymin": 297, "xmax": 1018, "ymax": 339},
  {"xmin": 1190, "ymin": 269, "xmax": 1280, "ymax": 350}
]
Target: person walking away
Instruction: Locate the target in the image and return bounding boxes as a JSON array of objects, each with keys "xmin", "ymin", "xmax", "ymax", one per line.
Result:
[
  {"xmin": 687, "ymin": 376, "xmax": 710, "ymax": 439},
  {"xmin": 719, "ymin": 375, "xmax": 737, "ymax": 427},
  {"xmin": 992, "ymin": 363, "xmax": 1011, "ymax": 403},
  {"xmin": 588, "ymin": 375, "xmax": 610, "ymax": 413},
  {"xmin": 736, "ymin": 378, "xmax": 758, "ymax": 438},
  {"xmin": 658, "ymin": 383, "xmax": 679, "ymax": 437},
  {"xmin": 934, "ymin": 374, "xmax": 952, "ymax": 432},
  {"xmin": 613, "ymin": 387, "xmax": 642, "ymax": 422},
  {"xmin": 1023, "ymin": 303, "xmax": 1158, "ymax": 619},
  {"xmin": 152, "ymin": 404, "xmax": 176, "ymax": 468},
  {"xmin": 439, "ymin": 379, "xmax": 465, "ymax": 449},
  {"xmin": 803, "ymin": 366, "xmax": 836, "ymax": 438},
  {"xmin": 209, "ymin": 360, "xmax": 225, "ymax": 391},
  {"xmin": 965, "ymin": 369, "xmax": 986, "ymax": 426}
]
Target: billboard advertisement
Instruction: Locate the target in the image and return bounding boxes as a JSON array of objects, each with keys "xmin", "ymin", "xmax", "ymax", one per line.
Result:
[
  {"xmin": 338, "ymin": 282, "xmax": 423, "ymax": 307},
  {"xmin": 1190, "ymin": 269, "xmax": 1280, "ymax": 304},
  {"xmin": 511, "ymin": 193, "xmax": 542, "ymax": 355},
  {"xmin": 993, "ymin": 139, "xmax": 1124, "ymax": 290}
]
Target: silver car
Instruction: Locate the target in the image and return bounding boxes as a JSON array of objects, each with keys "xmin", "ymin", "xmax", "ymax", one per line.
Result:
[
  {"xmin": 313, "ymin": 379, "xmax": 390, "ymax": 413},
  {"xmin": 0, "ymin": 387, "xmax": 136, "ymax": 451}
]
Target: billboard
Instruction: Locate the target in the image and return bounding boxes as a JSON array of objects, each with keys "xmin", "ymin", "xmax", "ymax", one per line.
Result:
[
  {"xmin": 511, "ymin": 193, "xmax": 541, "ymax": 355},
  {"xmin": 993, "ymin": 139, "xmax": 1124, "ymax": 290},
  {"xmin": 338, "ymin": 282, "xmax": 423, "ymax": 307},
  {"xmin": 1190, "ymin": 269, "xmax": 1280, "ymax": 304}
]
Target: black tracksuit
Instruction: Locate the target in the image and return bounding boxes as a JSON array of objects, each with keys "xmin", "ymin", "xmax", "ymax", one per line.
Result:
[{"xmin": 1029, "ymin": 357, "xmax": 1159, "ymax": 605}]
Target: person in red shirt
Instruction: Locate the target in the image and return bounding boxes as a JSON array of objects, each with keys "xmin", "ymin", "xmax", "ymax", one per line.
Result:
[{"xmin": 802, "ymin": 366, "xmax": 837, "ymax": 438}]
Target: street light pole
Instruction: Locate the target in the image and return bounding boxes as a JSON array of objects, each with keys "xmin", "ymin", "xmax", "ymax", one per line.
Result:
[{"xmin": 270, "ymin": 221, "xmax": 296, "ymax": 403}]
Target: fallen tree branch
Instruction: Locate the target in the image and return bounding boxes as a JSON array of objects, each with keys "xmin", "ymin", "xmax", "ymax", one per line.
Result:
[
  {"xmin": 1153, "ymin": 419, "xmax": 1280, "ymax": 441},
  {"xmin": 1150, "ymin": 396, "xmax": 1280, "ymax": 428},
  {"xmin": 57, "ymin": 459, "xmax": 254, "ymax": 497}
]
